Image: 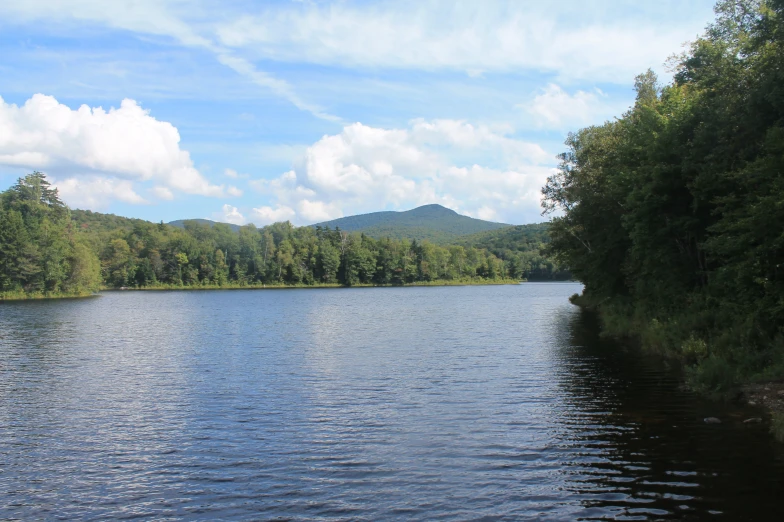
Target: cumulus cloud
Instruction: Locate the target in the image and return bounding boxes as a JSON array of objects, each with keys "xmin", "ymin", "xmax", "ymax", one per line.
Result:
[
  {"xmin": 0, "ymin": 93, "xmax": 238, "ymax": 208},
  {"xmin": 521, "ymin": 84, "xmax": 623, "ymax": 129},
  {"xmin": 150, "ymin": 186, "xmax": 175, "ymax": 200},
  {"xmin": 54, "ymin": 176, "xmax": 148, "ymax": 210},
  {"xmin": 248, "ymin": 120, "xmax": 554, "ymax": 226},
  {"xmin": 250, "ymin": 204, "xmax": 297, "ymax": 225},
  {"xmin": 213, "ymin": 204, "xmax": 247, "ymax": 226}
]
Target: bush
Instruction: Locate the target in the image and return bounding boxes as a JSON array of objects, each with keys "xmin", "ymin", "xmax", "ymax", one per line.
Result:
[
  {"xmin": 681, "ymin": 336, "xmax": 708, "ymax": 364},
  {"xmin": 686, "ymin": 355, "xmax": 737, "ymax": 398}
]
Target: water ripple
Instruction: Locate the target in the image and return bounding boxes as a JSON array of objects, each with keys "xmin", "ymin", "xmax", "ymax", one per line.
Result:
[{"xmin": 1, "ymin": 284, "xmax": 783, "ymax": 520}]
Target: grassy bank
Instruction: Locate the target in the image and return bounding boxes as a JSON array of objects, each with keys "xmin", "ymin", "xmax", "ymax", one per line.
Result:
[
  {"xmin": 2, "ymin": 278, "xmax": 521, "ymax": 300},
  {"xmin": 0, "ymin": 290, "xmax": 98, "ymax": 301},
  {"xmin": 107, "ymin": 278, "xmax": 522, "ymax": 292},
  {"xmin": 570, "ymin": 293, "xmax": 784, "ymax": 441}
]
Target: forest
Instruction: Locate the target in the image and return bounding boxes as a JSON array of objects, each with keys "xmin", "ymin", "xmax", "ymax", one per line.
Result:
[
  {"xmin": 543, "ymin": 0, "xmax": 784, "ymax": 392},
  {"xmin": 0, "ymin": 172, "xmax": 101, "ymax": 298},
  {"xmin": 0, "ymin": 172, "xmax": 566, "ymax": 299}
]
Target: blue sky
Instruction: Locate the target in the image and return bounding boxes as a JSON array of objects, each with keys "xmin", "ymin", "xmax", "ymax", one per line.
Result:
[{"xmin": 0, "ymin": 0, "xmax": 717, "ymax": 225}]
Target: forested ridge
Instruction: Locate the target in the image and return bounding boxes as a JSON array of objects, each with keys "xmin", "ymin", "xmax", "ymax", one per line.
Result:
[
  {"xmin": 455, "ymin": 224, "xmax": 571, "ymax": 281},
  {"xmin": 312, "ymin": 204, "xmax": 510, "ymax": 243},
  {"xmin": 1, "ymin": 173, "xmax": 565, "ymax": 298},
  {"xmin": 544, "ymin": 0, "xmax": 784, "ymax": 393}
]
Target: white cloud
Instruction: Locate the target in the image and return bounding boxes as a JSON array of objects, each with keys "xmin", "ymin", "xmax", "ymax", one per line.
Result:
[
  {"xmin": 150, "ymin": 186, "xmax": 175, "ymax": 200},
  {"xmin": 248, "ymin": 120, "xmax": 554, "ymax": 225},
  {"xmin": 0, "ymin": 0, "xmax": 339, "ymax": 121},
  {"xmin": 0, "ymin": 93, "xmax": 234, "ymax": 206},
  {"xmin": 215, "ymin": 54, "xmax": 340, "ymax": 122},
  {"xmin": 297, "ymin": 200, "xmax": 344, "ymax": 223},
  {"xmin": 214, "ymin": 1, "xmax": 710, "ymax": 82},
  {"xmin": 227, "ymin": 185, "xmax": 243, "ymax": 197},
  {"xmin": 250, "ymin": 204, "xmax": 297, "ymax": 225},
  {"xmin": 0, "ymin": 1, "xmax": 711, "ymax": 124},
  {"xmin": 213, "ymin": 204, "xmax": 247, "ymax": 225},
  {"xmin": 473, "ymin": 205, "xmax": 501, "ymax": 222},
  {"xmin": 521, "ymin": 84, "xmax": 623, "ymax": 129},
  {"xmin": 224, "ymin": 168, "xmax": 240, "ymax": 178},
  {"xmin": 53, "ymin": 176, "xmax": 148, "ymax": 210}
]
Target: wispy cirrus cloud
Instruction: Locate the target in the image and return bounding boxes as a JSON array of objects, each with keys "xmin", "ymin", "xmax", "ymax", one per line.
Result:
[
  {"xmin": 215, "ymin": 0, "xmax": 711, "ymax": 82},
  {"xmin": 0, "ymin": 0, "xmax": 712, "ymax": 122},
  {"xmin": 0, "ymin": 0, "xmax": 340, "ymax": 122}
]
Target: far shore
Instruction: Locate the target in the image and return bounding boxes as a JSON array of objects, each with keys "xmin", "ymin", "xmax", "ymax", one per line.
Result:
[
  {"xmin": 106, "ymin": 278, "xmax": 523, "ymax": 292},
  {"xmin": 2, "ymin": 278, "xmax": 543, "ymax": 301}
]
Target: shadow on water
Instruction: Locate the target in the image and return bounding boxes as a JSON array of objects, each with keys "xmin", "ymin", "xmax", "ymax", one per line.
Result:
[{"xmin": 552, "ymin": 309, "xmax": 784, "ymax": 520}]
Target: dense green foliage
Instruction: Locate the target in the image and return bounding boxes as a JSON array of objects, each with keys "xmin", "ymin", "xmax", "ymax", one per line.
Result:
[
  {"xmin": 3, "ymin": 175, "xmax": 566, "ymax": 297},
  {"xmin": 456, "ymin": 224, "xmax": 571, "ymax": 281},
  {"xmin": 543, "ymin": 0, "xmax": 784, "ymax": 392},
  {"xmin": 0, "ymin": 173, "xmax": 101, "ymax": 298},
  {"xmin": 69, "ymin": 204, "xmax": 566, "ymax": 289},
  {"xmin": 313, "ymin": 204, "xmax": 510, "ymax": 243},
  {"xmin": 70, "ymin": 213, "xmax": 513, "ymax": 287}
]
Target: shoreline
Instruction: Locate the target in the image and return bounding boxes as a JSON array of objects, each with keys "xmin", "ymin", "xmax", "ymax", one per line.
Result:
[
  {"xmin": 0, "ymin": 291, "xmax": 100, "ymax": 302},
  {"xmin": 2, "ymin": 279, "xmax": 525, "ymax": 301},
  {"xmin": 572, "ymin": 296, "xmax": 784, "ymax": 442},
  {"xmin": 107, "ymin": 278, "xmax": 523, "ymax": 292}
]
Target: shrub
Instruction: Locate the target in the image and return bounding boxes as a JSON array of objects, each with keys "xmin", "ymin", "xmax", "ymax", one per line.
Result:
[{"xmin": 686, "ymin": 355, "xmax": 737, "ymax": 398}]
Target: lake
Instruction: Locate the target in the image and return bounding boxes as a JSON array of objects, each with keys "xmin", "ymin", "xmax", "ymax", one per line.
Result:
[{"xmin": 1, "ymin": 283, "xmax": 783, "ymax": 520}]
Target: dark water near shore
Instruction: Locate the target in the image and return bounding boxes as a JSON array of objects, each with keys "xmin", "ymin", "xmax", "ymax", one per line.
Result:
[{"xmin": 1, "ymin": 283, "xmax": 783, "ymax": 520}]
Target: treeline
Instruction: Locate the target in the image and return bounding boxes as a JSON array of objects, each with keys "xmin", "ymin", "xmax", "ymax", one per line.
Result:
[
  {"xmin": 455, "ymin": 224, "xmax": 571, "ymax": 281},
  {"xmin": 74, "ymin": 214, "xmax": 515, "ymax": 288},
  {"xmin": 543, "ymin": 0, "xmax": 784, "ymax": 392},
  {"xmin": 0, "ymin": 173, "xmax": 100, "ymax": 298},
  {"xmin": 1, "ymin": 173, "xmax": 568, "ymax": 298}
]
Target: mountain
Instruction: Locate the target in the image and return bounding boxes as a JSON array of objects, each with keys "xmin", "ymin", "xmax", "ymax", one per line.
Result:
[
  {"xmin": 168, "ymin": 218, "xmax": 241, "ymax": 232},
  {"xmin": 312, "ymin": 204, "xmax": 511, "ymax": 243},
  {"xmin": 79, "ymin": 206, "xmax": 513, "ymax": 244}
]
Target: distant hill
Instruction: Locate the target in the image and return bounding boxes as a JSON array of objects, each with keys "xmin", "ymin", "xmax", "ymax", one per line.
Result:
[
  {"xmin": 71, "ymin": 211, "xmax": 243, "ymax": 234},
  {"xmin": 455, "ymin": 223, "xmax": 572, "ymax": 281},
  {"xmin": 455, "ymin": 223, "xmax": 551, "ymax": 252},
  {"xmin": 168, "ymin": 218, "xmax": 241, "ymax": 232},
  {"xmin": 71, "ymin": 209, "xmax": 153, "ymax": 234},
  {"xmin": 312, "ymin": 204, "xmax": 510, "ymax": 243},
  {"xmin": 68, "ymin": 205, "xmax": 566, "ymax": 281}
]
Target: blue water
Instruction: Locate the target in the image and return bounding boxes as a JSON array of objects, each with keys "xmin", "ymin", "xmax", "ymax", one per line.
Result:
[{"xmin": 1, "ymin": 284, "xmax": 782, "ymax": 520}]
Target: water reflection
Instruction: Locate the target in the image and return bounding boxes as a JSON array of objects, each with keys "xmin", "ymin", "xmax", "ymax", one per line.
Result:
[
  {"xmin": 1, "ymin": 285, "xmax": 783, "ymax": 520},
  {"xmin": 552, "ymin": 310, "xmax": 784, "ymax": 520}
]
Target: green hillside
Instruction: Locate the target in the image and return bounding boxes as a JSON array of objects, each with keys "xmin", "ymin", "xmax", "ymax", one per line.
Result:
[
  {"xmin": 70, "ymin": 209, "xmax": 157, "ymax": 254},
  {"xmin": 72, "ymin": 209, "xmax": 151, "ymax": 233},
  {"xmin": 57, "ymin": 202, "xmax": 567, "ymax": 287},
  {"xmin": 456, "ymin": 224, "xmax": 571, "ymax": 281},
  {"xmin": 312, "ymin": 204, "xmax": 510, "ymax": 243},
  {"xmin": 456, "ymin": 223, "xmax": 551, "ymax": 251},
  {"xmin": 168, "ymin": 218, "xmax": 241, "ymax": 232}
]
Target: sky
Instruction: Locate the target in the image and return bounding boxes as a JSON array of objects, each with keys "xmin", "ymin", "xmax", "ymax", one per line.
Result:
[{"xmin": 0, "ymin": 0, "xmax": 718, "ymax": 226}]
